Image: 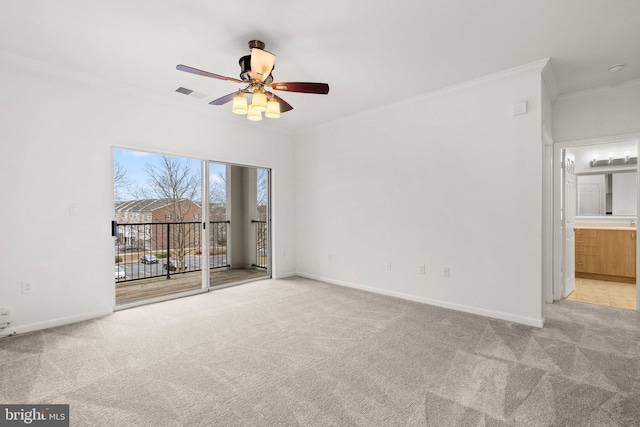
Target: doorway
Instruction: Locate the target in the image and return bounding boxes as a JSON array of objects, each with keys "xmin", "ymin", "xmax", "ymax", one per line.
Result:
[
  {"xmin": 553, "ymin": 136, "xmax": 639, "ymax": 311},
  {"xmin": 112, "ymin": 149, "xmax": 271, "ymax": 308}
]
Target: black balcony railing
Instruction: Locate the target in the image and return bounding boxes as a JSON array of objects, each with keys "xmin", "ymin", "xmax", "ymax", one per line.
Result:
[
  {"xmin": 114, "ymin": 221, "xmax": 229, "ymax": 283},
  {"xmin": 251, "ymin": 220, "xmax": 268, "ymax": 269},
  {"xmin": 209, "ymin": 221, "xmax": 229, "ymax": 269}
]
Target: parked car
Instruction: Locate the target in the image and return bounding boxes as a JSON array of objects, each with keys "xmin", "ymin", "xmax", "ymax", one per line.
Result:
[
  {"xmin": 140, "ymin": 254, "xmax": 159, "ymax": 264},
  {"xmin": 114, "ymin": 265, "xmax": 126, "ymax": 280},
  {"xmin": 163, "ymin": 259, "xmax": 179, "ymax": 271}
]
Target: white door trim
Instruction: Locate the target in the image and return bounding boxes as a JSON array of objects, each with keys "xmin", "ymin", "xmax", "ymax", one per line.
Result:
[{"xmin": 550, "ymin": 132, "xmax": 640, "ymax": 311}]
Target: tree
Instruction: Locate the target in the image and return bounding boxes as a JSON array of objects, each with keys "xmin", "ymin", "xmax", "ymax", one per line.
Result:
[
  {"xmin": 257, "ymin": 168, "xmax": 267, "ymax": 221},
  {"xmin": 255, "ymin": 169, "xmax": 268, "ymax": 267},
  {"xmin": 141, "ymin": 156, "xmax": 201, "ymax": 271},
  {"xmin": 114, "ymin": 160, "xmax": 131, "ymax": 202},
  {"xmin": 209, "ymin": 170, "xmax": 227, "ymax": 221},
  {"xmin": 143, "ymin": 156, "xmax": 201, "ymax": 213}
]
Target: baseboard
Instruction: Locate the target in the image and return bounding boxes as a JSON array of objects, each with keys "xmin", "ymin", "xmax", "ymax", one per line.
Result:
[
  {"xmin": 273, "ymin": 271, "xmax": 296, "ymax": 279},
  {"xmin": 295, "ymin": 272, "xmax": 544, "ymax": 328},
  {"xmin": 0, "ymin": 308, "xmax": 114, "ymax": 338}
]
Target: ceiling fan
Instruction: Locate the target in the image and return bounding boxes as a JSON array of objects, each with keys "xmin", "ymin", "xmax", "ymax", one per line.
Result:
[{"xmin": 176, "ymin": 40, "xmax": 329, "ymax": 121}]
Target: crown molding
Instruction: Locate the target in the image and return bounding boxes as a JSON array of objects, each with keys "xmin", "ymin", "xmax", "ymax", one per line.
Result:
[
  {"xmin": 555, "ymin": 78, "xmax": 640, "ymax": 103},
  {"xmin": 298, "ymin": 58, "xmax": 550, "ymax": 135}
]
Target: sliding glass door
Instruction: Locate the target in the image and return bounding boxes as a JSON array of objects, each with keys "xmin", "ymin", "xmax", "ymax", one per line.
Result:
[
  {"xmin": 113, "ymin": 149, "xmax": 271, "ymax": 307},
  {"xmin": 208, "ymin": 163, "xmax": 270, "ymax": 287},
  {"xmin": 113, "ymin": 149, "xmax": 203, "ymax": 306}
]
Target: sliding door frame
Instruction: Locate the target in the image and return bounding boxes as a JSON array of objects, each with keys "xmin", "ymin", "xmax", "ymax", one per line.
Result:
[{"xmin": 113, "ymin": 146, "xmax": 272, "ymax": 310}]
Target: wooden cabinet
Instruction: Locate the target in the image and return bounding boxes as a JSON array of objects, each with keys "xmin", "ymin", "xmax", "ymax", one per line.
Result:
[
  {"xmin": 575, "ymin": 228, "xmax": 636, "ymax": 282},
  {"xmin": 575, "ymin": 229, "xmax": 597, "ymax": 274}
]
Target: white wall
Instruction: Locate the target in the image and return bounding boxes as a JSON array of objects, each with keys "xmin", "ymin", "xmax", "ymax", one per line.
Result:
[
  {"xmin": 227, "ymin": 166, "xmax": 260, "ymax": 268},
  {"xmin": 295, "ymin": 65, "xmax": 545, "ymax": 326},
  {"xmin": 553, "ymin": 80, "xmax": 640, "ymax": 142},
  {"xmin": 0, "ymin": 56, "xmax": 296, "ymax": 335}
]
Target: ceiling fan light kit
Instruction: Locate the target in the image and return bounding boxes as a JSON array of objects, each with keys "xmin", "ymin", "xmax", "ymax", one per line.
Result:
[
  {"xmin": 247, "ymin": 106, "xmax": 262, "ymax": 121},
  {"xmin": 251, "ymin": 92, "xmax": 268, "ymax": 112},
  {"xmin": 265, "ymin": 99, "xmax": 281, "ymax": 118},
  {"xmin": 177, "ymin": 40, "xmax": 329, "ymax": 121},
  {"xmin": 231, "ymin": 92, "xmax": 248, "ymax": 114}
]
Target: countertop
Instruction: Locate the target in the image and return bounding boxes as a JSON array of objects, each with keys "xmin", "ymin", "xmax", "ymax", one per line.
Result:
[{"xmin": 575, "ymin": 225, "xmax": 636, "ymax": 231}]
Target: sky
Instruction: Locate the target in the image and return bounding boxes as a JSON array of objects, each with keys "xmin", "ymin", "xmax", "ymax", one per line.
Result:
[{"xmin": 114, "ymin": 148, "xmax": 226, "ymax": 201}]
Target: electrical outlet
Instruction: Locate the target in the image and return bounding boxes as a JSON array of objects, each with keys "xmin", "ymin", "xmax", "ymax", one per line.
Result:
[
  {"xmin": 22, "ymin": 282, "xmax": 33, "ymax": 294},
  {"xmin": 443, "ymin": 267, "xmax": 451, "ymax": 278},
  {"xmin": 386, "ymin": 261, "xmax": 392, "ymax": 271},
  {"xmin": 419, "ymin": 264, "xmax": 426, "ymax": 274}
]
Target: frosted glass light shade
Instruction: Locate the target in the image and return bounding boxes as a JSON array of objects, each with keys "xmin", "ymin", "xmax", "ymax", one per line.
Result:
[
  {"xmin": 231, "ymin": 95, "xmax": 248, "ymax": 114},
  {"xmin": 251, "ymin": 92, "xmax": 267, "ymax": 112},
  {"xmin": 265, "ymin": 100, "xmax": 281, "ymax": 118},
  {"xmin": 247, "ymin": 106, "xmax": 262, "ymax": 121}
]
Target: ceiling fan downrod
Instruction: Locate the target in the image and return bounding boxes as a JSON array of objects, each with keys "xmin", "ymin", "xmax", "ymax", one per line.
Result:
[{"xmin": 248, "ymin": 40, "xmax": 266, "ymax": 50}]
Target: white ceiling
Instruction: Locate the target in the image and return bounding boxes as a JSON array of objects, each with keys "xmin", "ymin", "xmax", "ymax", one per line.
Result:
[{"xmin": 2, "ymin": 0, "xmax": 639, "ymax": 132}]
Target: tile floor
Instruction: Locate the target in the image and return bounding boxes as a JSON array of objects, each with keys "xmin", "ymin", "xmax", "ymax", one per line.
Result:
[{"xmin": 565, "ymin": 277, "xmax": 637, "ymax": 310}]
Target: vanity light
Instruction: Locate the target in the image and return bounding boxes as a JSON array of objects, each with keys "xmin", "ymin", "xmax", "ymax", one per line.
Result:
[{"xmin": 591, "ymin": 154, "xmax": 638, "ymax": 167}]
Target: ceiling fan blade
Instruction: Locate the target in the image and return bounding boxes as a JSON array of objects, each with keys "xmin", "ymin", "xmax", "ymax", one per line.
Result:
[
  {"xmin": 176, "ymin": 64, "xmax": 243, "ymax": 84},
  {"xmin": 208, "ymin": 92, "xmax": 238, "ymax": 106},
  {"xmin": 266, "ymin": 92, "xmax": 293, "ymax": 113},
  {"xmin": 250, "ymin": 49, "xmax": 275, "ymax": 83},
  {"xmin": 270, "ymin": 82, "xmax": 329, "ymax": 94}
]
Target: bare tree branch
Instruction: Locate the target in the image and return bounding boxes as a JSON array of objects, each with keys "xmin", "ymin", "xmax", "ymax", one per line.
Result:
[
  {"xmin": 257, "ymin": 168, "xmax": 267, "ymax": 221},
  {"xmin": 141, "ymin": 156, "xmax": 202, "ymax": 271},
  {"xmin": 114, "ymin": 160, "xmax": 132, "ymax": 202}
]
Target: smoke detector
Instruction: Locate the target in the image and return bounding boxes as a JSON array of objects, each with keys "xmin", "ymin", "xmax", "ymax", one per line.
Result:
[{"xmin": 608, "ymin": 64, "xmax": 626, "ymax": 73}]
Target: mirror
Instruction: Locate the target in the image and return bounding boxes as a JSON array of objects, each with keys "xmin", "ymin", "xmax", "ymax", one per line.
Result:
[{"xmin": 577, "ymin": 172, "xmax": 637, "ymax": 216}]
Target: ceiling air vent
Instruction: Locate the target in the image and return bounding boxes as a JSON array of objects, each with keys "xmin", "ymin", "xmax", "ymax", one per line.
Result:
[
  {"xmin": 174, "ymin": 87, "xmax": 208, "ymax": 99},
  {"xmin": 175, "ymin": 87, "xmax": 194, "ymax": 95}
]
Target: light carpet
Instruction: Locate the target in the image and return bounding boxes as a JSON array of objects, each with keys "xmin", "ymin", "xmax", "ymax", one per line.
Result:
[{"xmin": 1, "ymin": 276, "xmax": 640, "ymax": 426}]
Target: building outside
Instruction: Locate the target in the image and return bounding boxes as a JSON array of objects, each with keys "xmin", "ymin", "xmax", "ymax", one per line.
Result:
[{"xmin": 115, "ymin": 199, "xmax": 202, "ymax": 251}]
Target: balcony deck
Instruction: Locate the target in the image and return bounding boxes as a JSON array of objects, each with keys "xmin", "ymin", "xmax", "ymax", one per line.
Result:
[{"xmin": 115, "ymin": 268, "xmax": 268, "ymax": 305}]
